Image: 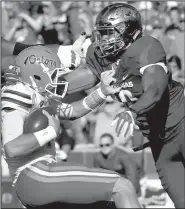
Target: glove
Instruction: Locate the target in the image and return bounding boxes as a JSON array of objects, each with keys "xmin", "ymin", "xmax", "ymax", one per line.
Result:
[
  {"xmin": 111, "ymin": 108, "xmax": 140, "ymax": 139},
  {"xmin": 3, "ymin": 65, "xmax": 20, "ymax": 85},
  {"xmin": 72, "ymin": 31, "xmax": 91, "ymax": 58},
  {"xmin": 72, "ymin": 31, "xmax": 87, "ymax": 58},
  {"xmin": 58, "ymin": 32, "xmax": 87, "ymax": 70}
]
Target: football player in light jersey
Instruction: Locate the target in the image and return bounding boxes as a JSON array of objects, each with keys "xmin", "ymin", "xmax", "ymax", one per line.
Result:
[
  {"xmin": 3, "ymin": 3, "xmax": 185, "ymax": 208},
  {"xmin": 1, "ymin": 45, "xmax": 141, "ymax": 208}
]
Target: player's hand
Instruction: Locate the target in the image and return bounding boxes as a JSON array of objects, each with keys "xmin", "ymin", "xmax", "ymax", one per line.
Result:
[
  {"xmin": 4, "ymin": 65, "xmax": 20, "ymax": 85},
  {"xmin": 111, "ymin": 108, "xmax": 140, "ymax": 138},
  {"xmin": 72, "ymin": 31, "xmax": 87, "ymax": 58},
  {"xmin": 65, "ymin": 32, "xmax": 87, "ymax": 69},
  {"xmin": 42, "ymin": 110, "xmax": 61, "ymax": 135},
  {"xmin": 100, "ymin": 70, "xmax": 121, "ymax": 96}
]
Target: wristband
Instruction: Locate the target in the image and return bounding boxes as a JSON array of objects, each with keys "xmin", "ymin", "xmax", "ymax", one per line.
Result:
[
  {"xmin": 97, "ymin": 87, "xmax": 107, "ymax": 99},
  {"xmin": 83, "ymin": 87, "xmax": 107, "ymax": 111},
  {"xmin": 34, "ymin": 126, "xmax": 57, "ymax": 147}
]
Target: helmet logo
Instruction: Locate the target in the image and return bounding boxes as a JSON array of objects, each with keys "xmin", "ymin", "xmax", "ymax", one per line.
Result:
[
  {"xmin": 24, "ymin": 55, "xmax": 56, "ymax": 67},
  {"xmin": 108, "ymin": 8, "xmax": 124, "ymax": 20},
  {"xmin": 108, "ymin": 7, "xmax": 136, "ymax": 21}
]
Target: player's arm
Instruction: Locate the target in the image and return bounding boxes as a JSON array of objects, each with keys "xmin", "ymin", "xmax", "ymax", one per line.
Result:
[
  {"xmin": 63, "ymin": 65, "xmax": 99, "ymax": 95},
  {"xmin": 50, "ymin": 86, "xmax": 106, "ymax": 120},
  {"xmin": 112, "ymin": 64, "xmax": 168, "ymax": 138},
  {"xmin": 2, "ymin": 110, "xmax": 59, "ymax": 157},
  {"xmin": 129, "ymin": 65, "xmax": 168, "ymax": 114},
  {"xmin": 2, "ymin": 110, "xmax": 41, "ymax": 157},
  {"xmin": 50, "ymin": 70, "xmax": 121, "ymax": 120},
  {"xmin": 2, "ymin": 33, "xmax": 87, "ymax": 67}
]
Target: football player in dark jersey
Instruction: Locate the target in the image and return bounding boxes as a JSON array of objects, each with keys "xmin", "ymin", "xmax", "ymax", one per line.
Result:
[
  {"xmin": 3, "ymin": 3, "xmax": 185, "ymax": 208},
  {"xmin": 88, "ymin": 4, "xmax": 185, "ymax": 208}
]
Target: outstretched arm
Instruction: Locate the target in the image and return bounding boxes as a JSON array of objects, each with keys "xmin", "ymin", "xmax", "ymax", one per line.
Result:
[
  {"xmin": 2, "ymin": 32, "xmax": 88, "ymax": 58},
  {"xmin": 49, "ymin": 87, "xmax": 106, "ymax": 120},
  {"xmin": 2, "ymin": 33, "xmax": 90, "ymax": 77},
  {"xmin": 63, "ymin": 65, "xmax": 99, "ymax": 95},
  {"xmin": 50, "ymin": 70, "xmax": 121, "ymax": 120}
]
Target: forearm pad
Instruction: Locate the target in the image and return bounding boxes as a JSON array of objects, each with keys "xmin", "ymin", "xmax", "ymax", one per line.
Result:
[{"xmin": 83, "ymin": 87, "xmax": 106, "ymax": 110}]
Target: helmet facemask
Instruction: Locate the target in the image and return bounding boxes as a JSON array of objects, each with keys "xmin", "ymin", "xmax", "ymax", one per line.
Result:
[
  {"xmin": 45, "ymin": 66, "xmax": 69, "ymax": 99},
  {"xmin": 93, "ymin": 22, "xmax": 141, "ymax": 58},
  {"xmin": 21, "ymin": 63, "xmax": 68, "ymax": 99}
]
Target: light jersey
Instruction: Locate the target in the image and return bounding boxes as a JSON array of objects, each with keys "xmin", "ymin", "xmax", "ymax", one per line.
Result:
[{"xmin": 1, "ymin": 83, "xmax": 56, "ymax": 182}]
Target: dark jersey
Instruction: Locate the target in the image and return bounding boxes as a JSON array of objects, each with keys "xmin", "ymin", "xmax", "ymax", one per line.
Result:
[{"xmin": 86, "ymin": 36, "xmax": 185, "ymax": 141}]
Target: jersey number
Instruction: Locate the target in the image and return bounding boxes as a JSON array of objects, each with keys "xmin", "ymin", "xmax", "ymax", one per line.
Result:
[{"xmin": 119, "ymin": 90, "xmax": 138, "ymax": 103}]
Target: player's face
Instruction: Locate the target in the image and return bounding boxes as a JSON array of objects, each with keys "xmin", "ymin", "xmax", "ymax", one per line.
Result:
[
  {"xmin": 100, "ymin": 29, "xmax": 119, "ymax": 44},
  {"xmin": 100, "ymin": 136, "xmax": 114, "ymax": 155},
  {"xmin": 95, "ymin": 28, "xmax": 121, "ymax": 56}
]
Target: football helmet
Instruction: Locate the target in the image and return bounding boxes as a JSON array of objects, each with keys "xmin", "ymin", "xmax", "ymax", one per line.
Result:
[
  {"xmin": 92, "ymin": 3, "xmax": 142, "ymax": 58},
  {"xmin": 13, "ymin": 46, "xmax": 68, "ymax": 98}
]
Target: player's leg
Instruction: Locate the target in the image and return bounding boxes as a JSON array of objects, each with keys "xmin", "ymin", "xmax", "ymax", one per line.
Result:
[
  {"xmin": 111, "ymin": 177, "xmax": 141, "ymax": 208},
  {"xmin": 151, "ymin": 133, "xmax": 185, "ymax": 208},
  {"xmin": 47, "ymin": 162, "xmax": 141, "ymax": 208},
  {"xmin": 15, "ymin": 161, "xmax": 141, "ymax": 208},
  {"xmin": 156, "ymin": 161, "xmax": 185, "ymax": 208}
]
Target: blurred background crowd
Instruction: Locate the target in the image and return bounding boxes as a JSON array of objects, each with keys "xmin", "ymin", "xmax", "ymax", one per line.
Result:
[{"xmin": 1, "ymin": 1, "xmax": 184, "ymax": 208}]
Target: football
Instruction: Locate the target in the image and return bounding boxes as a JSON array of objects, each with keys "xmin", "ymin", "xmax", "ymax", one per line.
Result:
[{"xmin": 23, "ymin": 106, "xmax": 55, "ymax": 134}]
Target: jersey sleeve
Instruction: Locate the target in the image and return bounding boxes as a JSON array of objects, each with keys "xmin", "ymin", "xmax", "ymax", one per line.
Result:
[
  {"xmin": 138, "ymin": 36, "xmax": 166, "ymax": 68},
  {"xmin": 86, "ymin": 44, "xmax": 100, "ymax": 79},
  {"xmin": 2, "ymin": 110, "xmax": 27, "ymax": 146},
  {"xmin": 117, "ymin": 36, "xmax": 167, "ymax": 77}
]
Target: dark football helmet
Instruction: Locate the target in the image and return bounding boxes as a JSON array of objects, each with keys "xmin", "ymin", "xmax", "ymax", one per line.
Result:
[{"xmin": 92, "ymin": 3, "xmax": 143, "ymax": 58}]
